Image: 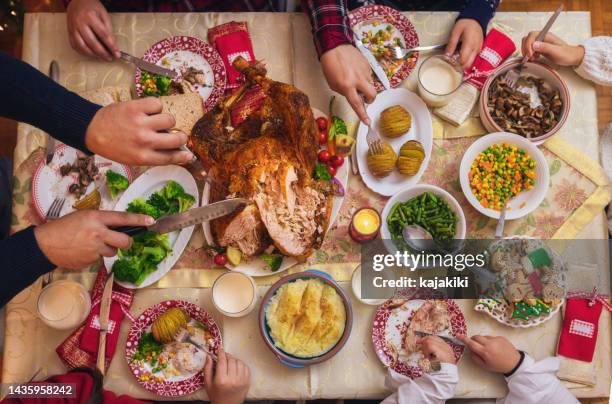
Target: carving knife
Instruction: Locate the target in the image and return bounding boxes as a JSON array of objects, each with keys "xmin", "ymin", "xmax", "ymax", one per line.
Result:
[
  {"xmin": 354, "ymin": 36, "xmax": 391, "ymax": 90},
  {"xmin": 45, "ymin": 61, "xmax": 60, "ymax": 164},
  {"xmin": 97, "ymin": 272, "xmax": 114, "ymax": 375},
  {"xmin": 111, "ymin": 198, "xmax": 250, "ymax": 236},
  {"xmin": 120, "ymin": 51, "xmax": 179, "ymax": 79}
]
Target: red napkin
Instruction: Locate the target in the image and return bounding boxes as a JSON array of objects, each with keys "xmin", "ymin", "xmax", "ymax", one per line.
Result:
[
  {"xmin": 557, "ymin": 298, "xmax": 604, "ymax": 362},
  {"xmin": 56, "ymin": 268, "xmax": 134, "ymax": 371},
  {"xmin": 464, "ymin": 28, "xmax": 517, "ymax": 89},
  {"xmin": 208, "ymin": 21, "xmax": 256, "ymax": 90},
  {"xmin": 0, "ymin": 370, "xmax": 149, "ymax": 404},
  {"xmin": 230, "ymin": 84, "xmax": 267, "ymax": 127}
]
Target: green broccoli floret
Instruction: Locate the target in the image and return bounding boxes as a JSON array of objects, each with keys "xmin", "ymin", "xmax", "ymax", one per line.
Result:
[
  {"xmin": 162, "ymin": 180, "xmax": 185, "ymax": 200},
  {"xmin": 105, "ymin": 170, "xmax": 129, "ymax": 199},
  {"xmin": 142, "ymin": 246, "xmax": 167, "ymax": 265},
  {"xmin": 156, "ymin": 75, "xmax": 171, "ymax": 95},
  {"xmin": 261, "ymin": 253, "xmax": 283, "ymax": 272},
  {"xmin": 147, "ymin": 192, "xmax": 169, "ymax": 213},
  {"xmin": 113, "ymin": 231, "xmax": 171, "ymax": 285},
  {"xmin": 177, "ymin": 193, "xmax": 195, "ymax": 212},
  {"xmin": 112, "ymin": 257, "xmax": 141, "ymax": 284},
  {"xmin": 126, "ymin": 198, "xmax": 162, "ymax": 219}
]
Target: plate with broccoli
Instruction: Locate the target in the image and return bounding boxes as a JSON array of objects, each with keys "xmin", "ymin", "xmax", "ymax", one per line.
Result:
[{"xmin": 103, "ymin": 165, "xmax": 199, "ymax": 288}]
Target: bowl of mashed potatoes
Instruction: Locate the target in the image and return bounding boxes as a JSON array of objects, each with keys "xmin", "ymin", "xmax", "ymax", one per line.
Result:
[{"xmin": 259, "ymin": 270, "xmax": 353, "ymax": 367}]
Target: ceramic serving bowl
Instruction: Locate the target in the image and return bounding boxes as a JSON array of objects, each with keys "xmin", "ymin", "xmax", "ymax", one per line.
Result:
[
  {"xmin": 479, "ymin": 58, "xmax": 570, "ymax": 145},
  {"xmin": 259, "ymin": 270, "xmax": 353, "ymax": 368},
  {"xmin": 380, "ymin": 184, "xmax": 467, "ymax": 249},
  {"xmin": 459, "ymin": 132, "xmax": 549, "ymax": 220}
]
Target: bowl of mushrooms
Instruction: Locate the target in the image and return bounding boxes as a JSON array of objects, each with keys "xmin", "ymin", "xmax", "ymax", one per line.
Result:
[{"xmin": 479, "ymin": 58, "xmax": 570, "ymax": 145}]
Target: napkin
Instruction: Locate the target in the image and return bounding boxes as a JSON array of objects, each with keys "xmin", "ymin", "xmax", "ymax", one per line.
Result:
[
  {"xmin": 557, "ymin": 298, "xmax": 605, "ymax": 362},
  {"xmin": 230, "ymin": 84, "xmax": 266, "ymax": 127},
  {"xmin": 0, "ymin": 369, "xmax": 149, "ymax": 404},
  {"xmin": 434, "ymin": 28, "xmax": 516, "ymax": 126},
  {"xmin": 208, "ymin": 21, "xmax": 256, "ymax": 90},
  {"xmin": 56, "ymin": 268, "xmax": 134, "ymax": 371}
]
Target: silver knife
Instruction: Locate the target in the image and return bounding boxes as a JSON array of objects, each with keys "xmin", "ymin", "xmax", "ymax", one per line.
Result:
[
  {"xmin": 413, "ymin": 330, "xmax": 465, "ymax": 347},
  {"xmin": 120, "ymin": 51, "xmax": 179, "ymax": 79},
  {"xmin": 111, "ymin": 198, "xmax": 250, "ymax": 236},
  {"xmin": 97, "ymin": 272, "xmax": 114, "ymax": 375},
  {"xmin": 354, "ymin": 36, "xmax": 391, "ymax": 90},
  {"xmin": 45, "ymin": 61, "xmax": 60, "ymax": 164}
]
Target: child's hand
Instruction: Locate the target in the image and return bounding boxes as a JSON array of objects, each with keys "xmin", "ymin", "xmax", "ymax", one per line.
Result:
[
  {"xmin": 418, "ymin": 336, "xmax": 456, "ymax": 364},
  {"xmin": 521, "ymin": 31, "xmax": 585, "ymax": 67},
  {"xmin": 457, "ymin": 335, "xmax": 521, "ymax": 373},
  {"xmin": 203, "ymin": 349, "xmax": 251, "ymax": 404}
]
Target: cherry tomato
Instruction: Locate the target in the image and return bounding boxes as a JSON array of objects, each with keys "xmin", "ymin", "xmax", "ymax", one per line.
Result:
[
  {"xmin": 329, "ymin": 155, "xmax": 344, "ymax": 168},
  {"xmin": 326, "ymin": 164, "xmax": 337, "ymax": 177},
  {"xmin": 316, "ymin": 117, "xmax": 328, "ymax": 131},
  {"xmin": 319, "ymin": 132, "xmax": 327, "ymax": 145},
  {"xmin": 318, "ymin": 150, "xmax": 331, "ymax": 163},
  {"xmin": 214, "ymin": 253, "xmax": 228, "ymax": 266}
]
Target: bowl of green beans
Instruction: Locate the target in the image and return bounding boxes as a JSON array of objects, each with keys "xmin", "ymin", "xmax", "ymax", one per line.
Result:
[{"xmin": 381, "ymin": 185, "xmax": 466, "ymax": 249}]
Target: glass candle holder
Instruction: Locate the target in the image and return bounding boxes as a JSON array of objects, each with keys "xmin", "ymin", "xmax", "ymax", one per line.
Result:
[{"xmin": 349, "ymin": 207, "xmax": 381, "ymax": 243}]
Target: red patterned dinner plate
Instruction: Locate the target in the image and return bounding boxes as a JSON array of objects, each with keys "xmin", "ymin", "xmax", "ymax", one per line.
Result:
[
  {"xmin": 134, "ymin": 36, "xmax": 226, "ymax": 112},
  {"xmin": 372, "ymin": 297, "xmax": 467, "ymax": 379},
  {"xmin": 125, "ymin": 300, "xmax": 222, "ymax": 397},
  {"xmin": 349, "ymin": 5, "xmax": 420, "ymax": 92}
]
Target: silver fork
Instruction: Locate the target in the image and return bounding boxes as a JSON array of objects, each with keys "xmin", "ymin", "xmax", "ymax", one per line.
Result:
[
  {"xmin": 366, "ymin": 124, "xmax": 384, "ymax": 155},
  {"xmin": 46, "ymin": 198, "xmax": 66, "ymax": 220},
  {"xmin": 385, "ymin": 43, "xmax": 447, "ymax": 60},
  {"xmin": 504, "ymin": 4, "xmax": 563, "ymax": 88}
]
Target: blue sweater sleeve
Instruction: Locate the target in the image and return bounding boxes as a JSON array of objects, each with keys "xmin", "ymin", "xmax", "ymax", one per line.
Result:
[
  {"xmin": 0, "ymin": 51, "xmax": 102, "ymax": 152},
  {"xmin": 458, "ymin": 0, "xmax": 500, "ymax": 34},
  {"xmin": 0, "ymin": 227, "xmax": 55, "ymax": 307}
]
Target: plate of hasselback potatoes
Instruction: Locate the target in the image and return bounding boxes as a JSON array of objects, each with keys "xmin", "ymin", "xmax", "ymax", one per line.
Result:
[{"xmin": 356, "ymin": 88, "xmax": 433, "ymax": 196}]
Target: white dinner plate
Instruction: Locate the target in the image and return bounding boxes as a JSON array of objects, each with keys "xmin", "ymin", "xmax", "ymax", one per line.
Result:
[
  {"xmin": 32, "ymin": 144, "xmax": 133, "ymax": 220},
  {"xmin": 356, "ymin": 88, "xmax": 433, "ymax": 196},
  {"xmin": 459, "ymin": 132, "xmax": 549, "ymax": 220},
  {"xmin": 202, "ymin": 109, "xmax": 349, "ymax": 277},
  {"xmin": 103, "ymin": 165, "xmax": 198, "ymax": 288}
]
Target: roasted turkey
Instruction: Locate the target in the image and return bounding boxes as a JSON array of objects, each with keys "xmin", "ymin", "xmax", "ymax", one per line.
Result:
[{"xmin": 189, "ymin": 57, "xmax": 333, "ymax": 261}]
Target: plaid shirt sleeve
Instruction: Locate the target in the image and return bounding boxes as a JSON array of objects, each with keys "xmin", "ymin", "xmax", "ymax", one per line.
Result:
[{"xmin": 302, "ymin": 0, "xmax": 353, "ymax": 58}]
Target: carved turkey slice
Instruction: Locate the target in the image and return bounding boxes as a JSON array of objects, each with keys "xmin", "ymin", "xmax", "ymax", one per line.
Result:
[{"xmin": 189, "ymin": 57, "xmax": 332, "ymax": 260}]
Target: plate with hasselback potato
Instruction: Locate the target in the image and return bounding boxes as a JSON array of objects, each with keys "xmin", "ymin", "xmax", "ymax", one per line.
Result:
[{"xmin": 356, "ymin": 88, "xmax": 433, "ymax": 196}]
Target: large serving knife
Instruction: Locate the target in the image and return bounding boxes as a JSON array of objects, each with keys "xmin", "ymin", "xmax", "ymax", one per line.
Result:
[
  {"xmin": 45, "ymin": 61, "xmax": 60, "ymax": 164},
  {"xmin": 120, "ymin": 51, "xmax": 179, "ymax": 79},
  {"xmin": 354, "ymin": 36, "xmax": 391, "ymax": 90},
  {"xmin": 111, "ymin": 198, "xmax": 250, "ymax": 236},
  {"xmin": 97, "ymin": 272, "xmax": 114, "ymax": 375}
]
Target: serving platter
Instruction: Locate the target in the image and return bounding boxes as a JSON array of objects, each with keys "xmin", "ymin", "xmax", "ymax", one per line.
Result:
[
  {"xmin": 125, "ymin": 300, "xmax": 222, "ymax": 397},
  {"xmin": 135, "ymin": 36, "xmax": 226, "ymax": 112},
  {"xmin": 372, "ymin": 297, "xmax": 466, "ymax": 379},
  {"xmin": 103, "ymin": 166, "xmax": 198, "ymax": 288},
  {"xmin": 356, "ymin": 88, "xmax": 433, "ymax": 196},
  {"xmin": 32, "ymin": 143, "xmax": 133, "ymax": 220},
  {"xmin": 201, "ymin": 109, "xmax": 349, "ymax": 277},
  {"xmin": 349, "ymin": 4, "xmax": 420, "ymax": 91}
]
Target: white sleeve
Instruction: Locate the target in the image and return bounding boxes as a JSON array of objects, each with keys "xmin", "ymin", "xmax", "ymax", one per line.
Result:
[
  {"xmin": 380, "ymin": 363, "xmax": 458, "ymax": 404},
  {"xmin": 574, "ymin": 36, "xmax": 612, "ymax": 86},
  {"xmin": 497, "ymin": 354, "xmax": 579, "ymax": 404}
]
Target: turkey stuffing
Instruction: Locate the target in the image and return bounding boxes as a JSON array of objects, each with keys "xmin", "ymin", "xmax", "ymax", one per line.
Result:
[{"xmin": 189, "ymin": 57, "xmax": 333, "ymax": 261}]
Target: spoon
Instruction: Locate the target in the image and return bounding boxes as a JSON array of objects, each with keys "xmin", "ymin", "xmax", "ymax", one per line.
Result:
[
  {"xmin": 402, "ymin": 224, "xmax": 435, "ymax": 251},
  {"xmin": 495, "ymin": 203, "xmax": 508, "ymax": 239}
]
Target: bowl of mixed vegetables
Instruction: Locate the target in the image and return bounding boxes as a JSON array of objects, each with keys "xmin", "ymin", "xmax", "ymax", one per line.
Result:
[
  {"xmin": 381, "ymin": 184, "xmax": 466, "ymax": 251},
  {"xmin": 459, "ymin": 132, "xmax": 549, "ymax": 220}
]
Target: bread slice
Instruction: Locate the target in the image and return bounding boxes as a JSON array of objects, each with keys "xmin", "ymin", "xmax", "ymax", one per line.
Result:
[
  {"xmin": 160, "ymin": 93, "xmax": 204, "ymax": 134},
  {"xmin": 79, "ymin": 86, "xmax": 131, "ymax": 106}
]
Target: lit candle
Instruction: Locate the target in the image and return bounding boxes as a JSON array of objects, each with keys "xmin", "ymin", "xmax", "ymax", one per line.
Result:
[{"xmin": 349, "ymin": 208, "xmax": 381, "ymax": 243}]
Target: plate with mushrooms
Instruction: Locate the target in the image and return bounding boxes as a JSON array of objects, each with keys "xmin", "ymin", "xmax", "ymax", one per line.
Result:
[
  {"xmin": 480, "ymin": 58, "xmax": 570, "ymax": 144},
  {"xmin": 32, "ymin": 144, "xmax": 133, "ymax": 220}
]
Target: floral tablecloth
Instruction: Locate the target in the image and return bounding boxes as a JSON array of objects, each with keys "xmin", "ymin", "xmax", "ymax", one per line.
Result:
[{"xmin": 3, "ymin": 11, "xmax": 611, "ymax": 401}]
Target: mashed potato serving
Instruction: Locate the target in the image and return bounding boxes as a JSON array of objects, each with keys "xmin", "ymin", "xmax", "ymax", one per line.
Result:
[{"xmin": 265, "ymin": 278, "xmax": 346, "ymax": 358}]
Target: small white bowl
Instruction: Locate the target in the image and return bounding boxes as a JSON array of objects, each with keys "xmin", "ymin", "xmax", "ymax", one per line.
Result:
[
  {"xmin": 351, "ymin": 265, "xmax": 394, "ymax": 306},
  {"xmin": 380, "ymin": 184, "xmax": 467, "ymax": 244},
  {"xmin": 459, "ymin": 132, "xmax": 549, "ymax": 220}
]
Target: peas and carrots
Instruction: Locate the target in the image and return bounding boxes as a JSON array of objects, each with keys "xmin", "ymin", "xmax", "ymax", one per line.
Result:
[{"xmin": 468, "ymin": 143, "xmax": 536, "ymax": 211}]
